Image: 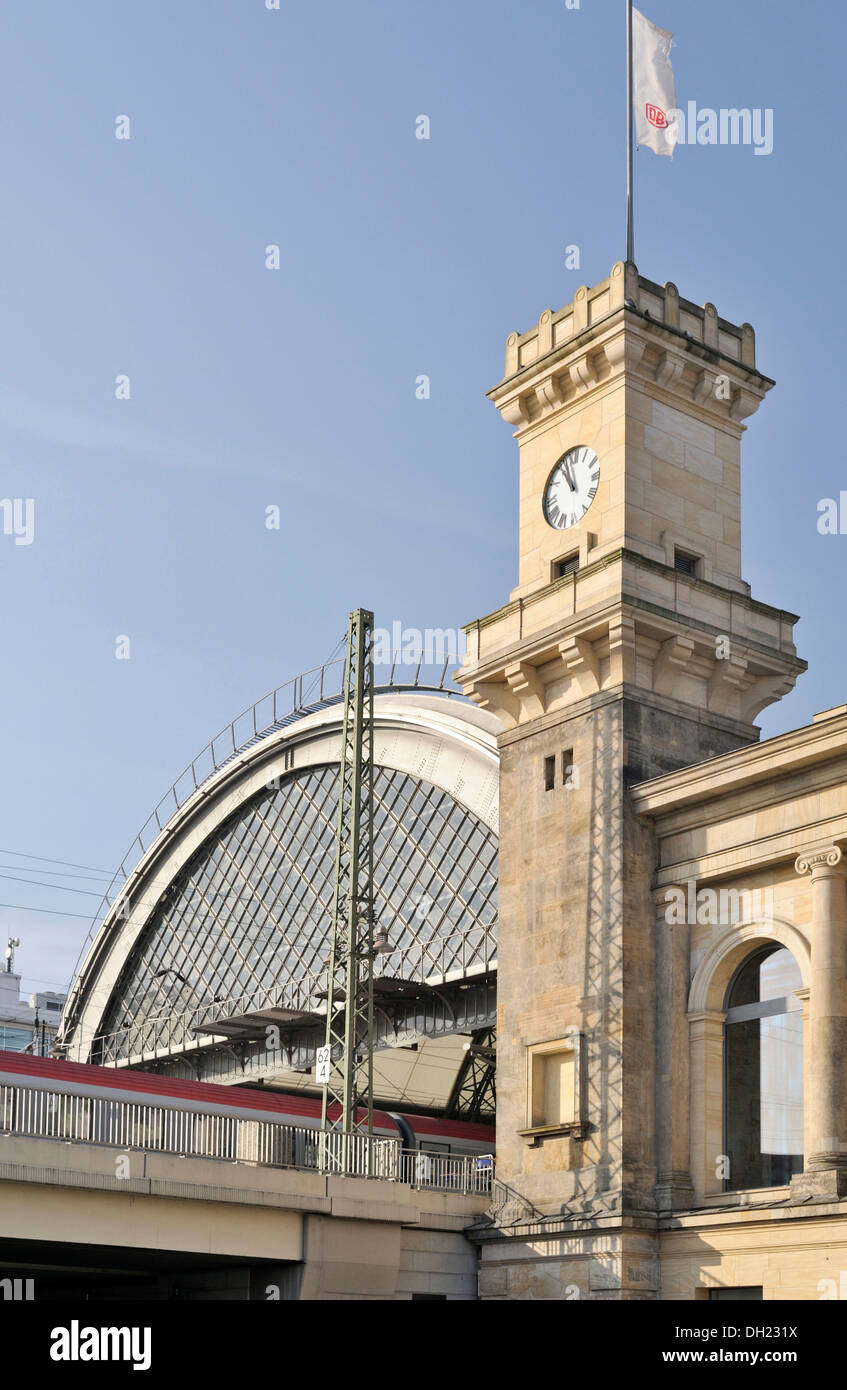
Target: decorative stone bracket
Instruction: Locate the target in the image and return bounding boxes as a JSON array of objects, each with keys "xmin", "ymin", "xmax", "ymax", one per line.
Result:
[
  {"xmin": 460, "ymin": 612, "xmax": 800, "ymax": 733},
  {"xmin": 504, "ymin": 662, "xmax": 545, "ymax": 722},
  {"xmin": 707, "ymin": 653, "xmax": 748, "ymax": 712},
  {"xmin": 559, "ymin": 636, "xmax": 600, "ymax": 692},
  {"xmin": 653, "ymin": 635, "xmax": 696, "ymax": 697},
  {"xmin": 655, "ymin": 350, "xmax": 685, "ymax": 391},
  {"xmin": 738, "ymin": 671, "xmax": 798, "ymax": 725}
]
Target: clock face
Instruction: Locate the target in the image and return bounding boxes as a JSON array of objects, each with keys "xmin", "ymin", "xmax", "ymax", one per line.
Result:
[{"xmin": 543, "ymin": 446, "xmax": 600, "ymax": 530}]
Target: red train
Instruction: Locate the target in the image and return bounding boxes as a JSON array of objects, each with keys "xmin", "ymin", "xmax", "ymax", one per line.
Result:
[{"xmin": 0, "ymin": 1049, "xmax": 494, "ymax": 1158}]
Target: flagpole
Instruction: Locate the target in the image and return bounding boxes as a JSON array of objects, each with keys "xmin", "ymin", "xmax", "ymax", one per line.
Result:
[{"xmin": 626, "ymin": 0, "xmax": 634, "ymax": 263}]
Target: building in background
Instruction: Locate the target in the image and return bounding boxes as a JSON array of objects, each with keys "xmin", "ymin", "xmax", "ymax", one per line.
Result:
[{"xmin": 1, "ymin": 939, "xmax": 65, "ymax": 1054}]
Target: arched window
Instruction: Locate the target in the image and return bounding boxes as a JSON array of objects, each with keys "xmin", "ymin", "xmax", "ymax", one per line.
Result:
[{"xmin": 724, "ymin": 946, "xmax": 803, "ymax": 1190}]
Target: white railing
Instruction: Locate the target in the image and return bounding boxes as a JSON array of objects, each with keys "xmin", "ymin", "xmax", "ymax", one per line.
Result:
[
  {"xmin": 0, "ymin": 1081, "xmax": 493, "ymax": 1193},
  {"xmin": 399, "ymin": 1149, "xmax": 494, "ymax": 1195},
  {"xmin": 0, "ymin": 1082, "xmax": 397, "ymax": 1178}
]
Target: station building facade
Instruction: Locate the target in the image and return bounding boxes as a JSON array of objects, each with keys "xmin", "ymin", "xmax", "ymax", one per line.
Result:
[{"xmin": 458, "ymin": 261, "xmax": 847, "ymax": 1300}]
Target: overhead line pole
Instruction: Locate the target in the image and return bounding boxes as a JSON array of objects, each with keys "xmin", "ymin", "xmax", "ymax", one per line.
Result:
[{"xmin": 320, "ymin": 608, "xmax": 376, "ymax": 1139}]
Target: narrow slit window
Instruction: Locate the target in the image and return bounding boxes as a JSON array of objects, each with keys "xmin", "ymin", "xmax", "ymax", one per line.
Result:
[
  {"xmin": 554, "ymin": 552, "xmax": 580, "ymax": 580},
  {"xmin": 674, "ymin": 548, "xmax": 700, "ymax": 578},
  {"xmin": 544, "ymin": 756, "xmax": 555, "ymax": 791}
]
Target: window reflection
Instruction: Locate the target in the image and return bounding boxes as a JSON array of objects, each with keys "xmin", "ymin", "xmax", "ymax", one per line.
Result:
[{"xmin": 724, "ymin": 946, "xmax": 803, "ymax": 1190}]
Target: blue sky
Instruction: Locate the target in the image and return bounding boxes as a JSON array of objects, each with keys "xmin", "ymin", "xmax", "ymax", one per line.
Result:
[{"xmin": 0, "ymin": 0, "xmax": 844, "ymax": 997}]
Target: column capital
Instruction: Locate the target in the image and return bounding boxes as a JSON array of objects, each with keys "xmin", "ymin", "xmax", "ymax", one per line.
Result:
[
  {"xmin": 687, "ymin": 1008, "xmax": 726, "ymax": 1031},
  {"xmin": 794, "ymin": 844, "xmax": 847, "ymax": 878}
]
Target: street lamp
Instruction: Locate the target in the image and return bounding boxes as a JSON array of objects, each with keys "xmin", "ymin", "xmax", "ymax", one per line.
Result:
[{"xmin": 373, "ymin": 923, "xmax": 391, "ymax": 954}]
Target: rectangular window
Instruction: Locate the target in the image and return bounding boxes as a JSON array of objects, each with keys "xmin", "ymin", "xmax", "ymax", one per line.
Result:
[
  {"xmin": 708, "ymin": 1287, "xmax": 763, "ymax": 1302},
  {"xmin": 544, "ymin": 756, "xmax": 555, "ymax": 791},
  {"xmin": 554, "ymin": 552, "xmax": 580, "ymax": 580},
  {"xmin": 562, "ymin": 749, "xmax": 575, "ymax": 787},
  {"xmin": 531, "ymin": 1048, "xmax": 576, "ymax": 1128},
  {"xmin": 674, "ymin": 548, "xmax": 700, "ymax": 577},
  {"xmin": 523, "ymin": 1034, "xmax": 583, "ymax": 1141}
]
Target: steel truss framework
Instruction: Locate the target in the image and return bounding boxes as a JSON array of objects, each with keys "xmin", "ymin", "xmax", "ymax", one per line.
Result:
[
  {"xmin": 445, "ymin": 1027, "xmax": 496, "ymax": 1122},
  {"xmin": 89, "ymin": 762, "xmax": 498, "ymax": 1064},
  {"xmin": 61, "ymin": 652, "xmax": 499, "ymax": 1085},
  {"xmin": 63, "ymin": 655, "xmax": 466, "ymax": 1014},
  {"xmin": 138, "ymin": 975, "xmax": 497, "ymax": 1087}
]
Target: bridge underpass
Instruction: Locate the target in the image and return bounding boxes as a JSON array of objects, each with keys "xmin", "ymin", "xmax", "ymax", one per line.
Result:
[
  {"xmin": 0, "ymin": 1131, "xmax": 487, "ymax": 1301},
  {"xmin": 0, "ymin": 1236, "xmax": 297, "ymax": 1302}
]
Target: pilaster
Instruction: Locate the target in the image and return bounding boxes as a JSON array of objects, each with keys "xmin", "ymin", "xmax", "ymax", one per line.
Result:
[
  {"xmin": 790, "ymin": 844, "xmax": 847, "ymax": 1198},
  {"xmin": 654, "ymin": 885, "xmax": 695, "ymax": 1211}
]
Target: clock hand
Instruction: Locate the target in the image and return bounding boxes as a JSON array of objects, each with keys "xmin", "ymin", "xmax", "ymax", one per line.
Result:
[{"xmin": 563, "ymin": 460, "xmax": 577, "ymax": 491}]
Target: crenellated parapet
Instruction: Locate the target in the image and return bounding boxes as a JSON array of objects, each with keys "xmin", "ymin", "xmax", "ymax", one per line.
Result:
[
  {"xmin": 462, "ymin": 260, "xmax": 802, "ymax": 744},
  {"xmin": 492, "ymin": 261, "xmax": 767, "ymax": 436}
]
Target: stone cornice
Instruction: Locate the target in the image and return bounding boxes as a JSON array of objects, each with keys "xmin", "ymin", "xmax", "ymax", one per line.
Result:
[
  {"xmin": 653, "ymin": 819, "xmax": 847, "ymax": 887},
  {"xmin": 659, "ymin": 1196, "xmax": 847, "ymax": 1233},
  {"xmin": 642, "ymin": 758, "xmax": 847, "ymax": 848},
  {"xmin": 632, "ymin": 711, "xmax": 847, "ymax": 821},
  {"xmin": 457, "ymin": 549, "xmax": 804, "ymax": 732},
  {"xmin": 461, "ymin": 548, "xmax": 802, "ymax": 643},
  {"xmin": 495, "ymin": 682, "xmax": 754, "ymax": 750}
]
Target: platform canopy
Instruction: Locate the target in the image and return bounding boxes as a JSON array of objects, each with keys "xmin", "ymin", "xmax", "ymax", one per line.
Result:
[{"xmin": 58, "ymin": 685, "xmax": 499, "ymax": 1107}]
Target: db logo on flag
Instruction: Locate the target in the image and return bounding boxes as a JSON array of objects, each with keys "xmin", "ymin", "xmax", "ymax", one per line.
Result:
[{"xmin": 646, "ymin": 103, "xmax": 668, "ymax": 128}]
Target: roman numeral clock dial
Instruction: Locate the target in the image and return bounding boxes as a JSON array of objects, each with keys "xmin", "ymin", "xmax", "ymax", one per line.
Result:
[{"xmin": 542, "ymin": 446, "xmax": 600, "ymax": 530}]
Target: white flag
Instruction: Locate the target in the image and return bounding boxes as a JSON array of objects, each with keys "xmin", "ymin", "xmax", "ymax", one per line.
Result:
[{"xmin": 632, "ymin": 8, "xmax": 679, "ymax": 157}]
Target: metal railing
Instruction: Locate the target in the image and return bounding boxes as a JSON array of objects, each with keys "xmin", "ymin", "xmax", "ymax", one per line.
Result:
[
  {"xmin": 61, "ymin": 653, "xmax": 466, "ymax": 1038},
  {"xmin": 0, "ymin": 1080, "xmax": 492, "ymax": 1193},
  {"xmin": 398, "ymin": 1150, "xmax": 494, "ymax": 1195}
]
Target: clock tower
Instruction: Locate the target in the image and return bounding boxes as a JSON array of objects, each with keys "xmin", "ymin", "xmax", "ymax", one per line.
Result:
[{"xmin": 458, "ymin": 261, "xmax": 806, "ymax": 1297}]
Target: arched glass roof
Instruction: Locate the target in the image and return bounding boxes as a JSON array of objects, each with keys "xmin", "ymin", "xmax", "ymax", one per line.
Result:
[{"xmin": 97, "ymin": 762, "xmax": 498, "ymax": 1059}]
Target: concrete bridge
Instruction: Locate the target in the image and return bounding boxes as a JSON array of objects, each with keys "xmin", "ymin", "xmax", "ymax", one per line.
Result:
[{"xmin": 0, "ymin": 1131, "xmax": 486, "ymax": 1300}]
